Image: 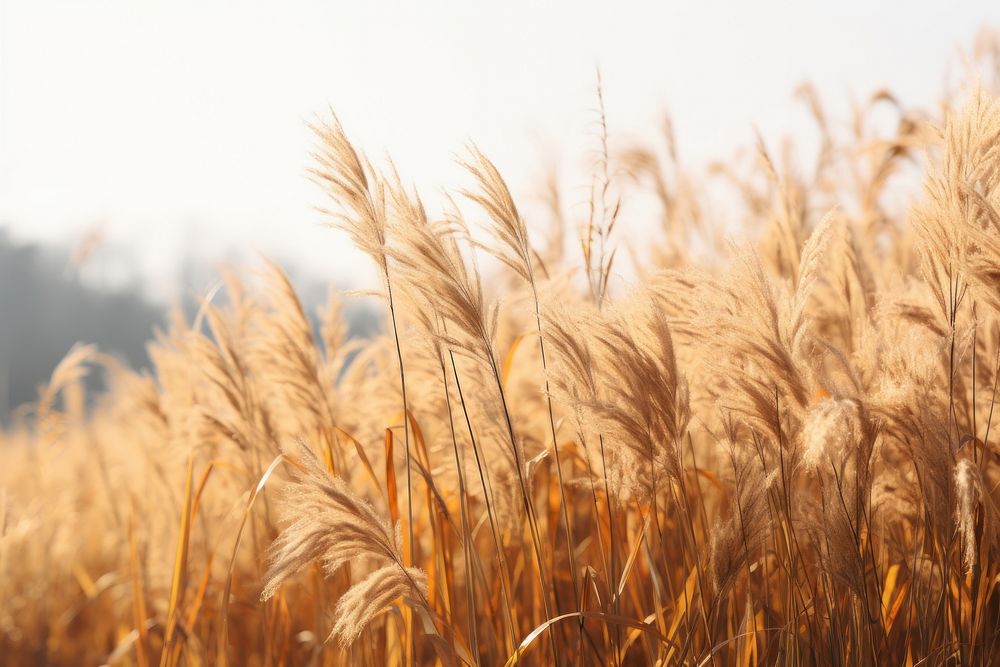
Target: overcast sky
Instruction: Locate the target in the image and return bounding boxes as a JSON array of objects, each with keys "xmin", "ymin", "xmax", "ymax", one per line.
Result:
[{"xmin": 2, "ymin": 1, "xmax": 998, "ymax": 299}]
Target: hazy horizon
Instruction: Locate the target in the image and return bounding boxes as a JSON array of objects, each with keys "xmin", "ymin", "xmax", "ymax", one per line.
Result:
[{"xmin": 3, "ymin": 2, "xmax": 999, "ymax": 301}]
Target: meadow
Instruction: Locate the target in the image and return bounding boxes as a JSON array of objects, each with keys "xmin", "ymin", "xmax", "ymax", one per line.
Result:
[{"xmin": 4, "ymin": 34, "xmax": 1000, "ymax": 666}]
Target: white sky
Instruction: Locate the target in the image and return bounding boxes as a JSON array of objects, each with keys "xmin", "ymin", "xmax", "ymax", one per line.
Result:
[{"xmin": 2, "ymin": 1, "xmax": 998, "ymax": 299}]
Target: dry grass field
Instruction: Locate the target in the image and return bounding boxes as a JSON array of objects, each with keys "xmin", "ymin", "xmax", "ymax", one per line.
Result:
[{"xmin": 4, "ymin": 31, "xmax": 1000, "ymax": 667}]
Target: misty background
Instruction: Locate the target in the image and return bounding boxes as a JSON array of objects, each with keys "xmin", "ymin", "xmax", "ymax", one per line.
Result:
[
  {"xmin": 2, "ymin": 2, "xmax": 1000, "ymax": 421},
  {"xmin": 0, "ymin": 229, "xmax": 161, "ymax": 421},
  {"xmin": 0, "ymin": 229, "xmax": 379, "ymax": 422}
]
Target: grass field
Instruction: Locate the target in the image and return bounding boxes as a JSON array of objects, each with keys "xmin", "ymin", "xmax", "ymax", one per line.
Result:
[{"xmin": 4, "ymin": 33, "xmax": 1000, "ymax": 666}]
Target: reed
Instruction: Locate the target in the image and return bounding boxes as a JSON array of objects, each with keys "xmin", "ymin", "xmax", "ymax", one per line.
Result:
[{"xmin": 4, "ymin": 29, "xmax": 1000, "ymax": 667}]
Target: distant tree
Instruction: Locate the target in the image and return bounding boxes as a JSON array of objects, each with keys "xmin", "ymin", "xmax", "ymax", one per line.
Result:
[
  {"xmin": 0, "ymin": 229, "xmax": 165, "ymax": 422},
  {"xmin": 0, "ymin": 229, "xmax": 380, "ymax": 423}
]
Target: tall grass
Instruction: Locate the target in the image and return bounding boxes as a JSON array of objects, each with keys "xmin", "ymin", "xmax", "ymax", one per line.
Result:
[{"xmin": 4, "ymin": 32, "xmax": 1000, "ymax": 666}]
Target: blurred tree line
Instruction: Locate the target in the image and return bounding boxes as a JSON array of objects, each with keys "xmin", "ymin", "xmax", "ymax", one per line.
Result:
[
  {"xmin": 0, "ymin": 229, "xmax": 377, "ymax": 424},
  {"xmin": 0, "ymin": 229, "xmax": 162, "ymax": 422}
]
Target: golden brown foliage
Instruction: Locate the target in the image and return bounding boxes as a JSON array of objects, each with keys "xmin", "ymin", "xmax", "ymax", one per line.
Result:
[{"xmin": 6, "ymin": 33, "xmax": 1000, "ymax": 667}]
